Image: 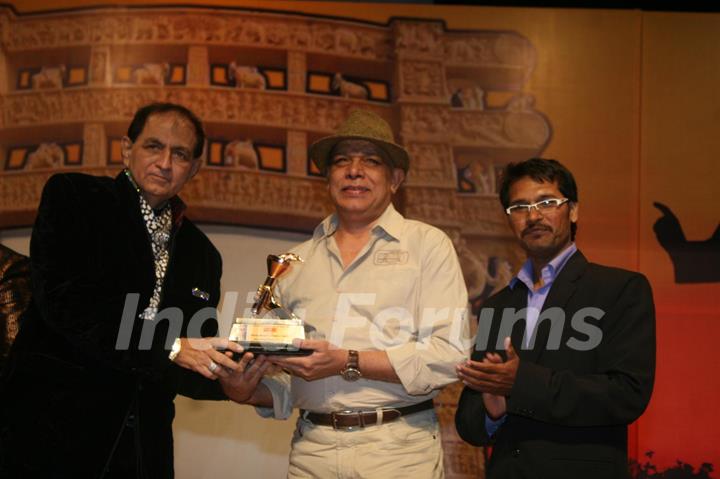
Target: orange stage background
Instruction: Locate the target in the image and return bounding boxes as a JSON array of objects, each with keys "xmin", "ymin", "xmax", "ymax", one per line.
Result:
[{"xmin": 3, "ymin": 1, "xmax": 719, "ymax": 475}]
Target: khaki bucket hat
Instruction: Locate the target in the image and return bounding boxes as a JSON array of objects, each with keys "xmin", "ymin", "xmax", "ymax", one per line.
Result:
[{"xmin": 309, "ymin": 110, "xmax": 410, "ymax": 174}]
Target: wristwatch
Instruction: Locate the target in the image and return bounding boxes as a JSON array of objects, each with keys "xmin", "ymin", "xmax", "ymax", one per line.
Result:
[
  {"xmin": 169, "ymin": 338, "xmax": 182, "ymax": 362},
  {"xmin": 340, "ymin": 350, "xmax": 362, "ymax": 381}
]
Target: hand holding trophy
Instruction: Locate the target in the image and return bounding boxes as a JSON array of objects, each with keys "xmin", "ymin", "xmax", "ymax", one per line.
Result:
[{"xmin": 229, "ymin": 253, "xmax": 312, "ymax": 355}]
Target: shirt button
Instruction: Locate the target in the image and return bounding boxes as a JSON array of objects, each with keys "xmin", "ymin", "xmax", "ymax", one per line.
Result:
[{"xmin": 511, "ymin": 449, "xmax": 520, "ymax": 457}]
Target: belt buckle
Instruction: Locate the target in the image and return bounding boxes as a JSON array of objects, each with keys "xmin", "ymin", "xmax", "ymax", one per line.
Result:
[{"xmin": 331, "ymin": 410, "xmax": 366, "ymax": 431}]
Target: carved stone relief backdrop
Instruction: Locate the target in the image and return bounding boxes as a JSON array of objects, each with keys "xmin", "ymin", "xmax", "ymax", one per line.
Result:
[{"xmin": 0, "ymin": 4, "xmax": 552, "ymax": 478}]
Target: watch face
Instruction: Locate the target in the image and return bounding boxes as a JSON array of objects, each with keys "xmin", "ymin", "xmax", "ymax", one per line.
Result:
[{"xmin": 342, "ymin": 368, "xmax": 361, "ymax": 382}]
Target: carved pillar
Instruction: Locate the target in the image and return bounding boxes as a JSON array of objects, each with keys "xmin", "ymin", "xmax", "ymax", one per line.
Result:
[
  {"xmin": 89, "ymin": 46, "xmax": 111, "ymax": 86},
  {"xmin": 1, "ymin": 13, "xmax": 10, "ymax": 155},
  {"xmin": 398, "ymin": 103, "xmax": 455, "ymax": 196},
  {"xmin": 0, "ymin": 55, "xmax": 6, "ymax": 130},
  {"xmin": 391, "ymin": 19, "xmax": 446, "ymax": 104},
  {"xmin": 403, "ymin": 187, "xmax": 460, "ymax": 229},
  {"xmin": 391, "ymin": 19, "xmax": 455, "ymax": 227},
  {"xmin": 83, "ymin": 123, "xmax": 107, "ymax": 166},
  {"xmin": 0, "ymin": 51, "xmax": 8, "ymax": 95},
  {"xmin": 287, "ymin": 51, "xmax": 306, "ymax": 93},
  {"xmin": 286, "ymin": 130, "xmax": 307, "ymax": 176},
  {"xmin": 187, "ymin": 46, "xmax": 209, "ymax": 87},
  {"xmin": 404, "ymin": 141, "xmax": 456, "ymax": 189},
  {"xmin": 396, "ymin": 59, "xmax": 447, "ymax": 103},
  {"xmin": 0, "ymin": 12, "xmax": 9, "ymax": 95}
]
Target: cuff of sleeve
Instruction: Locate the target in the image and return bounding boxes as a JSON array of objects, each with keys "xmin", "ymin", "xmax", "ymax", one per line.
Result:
[
  {"xmin": 254, "ymin": 373, "xmax": 292, "ymax": 420},
  {"xmin": 386, "ymin": 342, "xmax": 433, "ymax": 395}
]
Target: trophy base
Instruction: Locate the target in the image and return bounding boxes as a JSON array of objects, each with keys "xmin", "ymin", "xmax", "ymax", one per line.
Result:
[
  {"xmin": 231, "ymin": 341, "xmax": 313, "ymax": 358},
  {"xmin": 246, "ymin": 344, "xmax": 314, "ymax": 356}
]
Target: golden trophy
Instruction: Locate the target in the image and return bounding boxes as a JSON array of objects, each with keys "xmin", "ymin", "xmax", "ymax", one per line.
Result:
[{"xmin": 229, "ymin": 253, "xmax": 312, "ymax": 355}]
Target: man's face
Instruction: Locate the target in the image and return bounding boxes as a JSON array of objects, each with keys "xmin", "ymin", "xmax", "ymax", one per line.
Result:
[
  {"xmin": 327, "ymin": 139, "xmax": 405, "ymax": 225},
  {"xmin": 507, "ymin": 176, "xmax": 578, "ymax": 261},
  {"xmin": 122, "ymin": 112, "xmax": 200, "ymax": 208}
]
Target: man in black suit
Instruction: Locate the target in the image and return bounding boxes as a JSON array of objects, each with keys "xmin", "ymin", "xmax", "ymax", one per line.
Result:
[
  {"xmin": 0, "ymin": 103, "xmax": 247, "ymax": 478},
  {"xmin": 455, "ymin": 158, "xmax": 655, "ymax": 479}
]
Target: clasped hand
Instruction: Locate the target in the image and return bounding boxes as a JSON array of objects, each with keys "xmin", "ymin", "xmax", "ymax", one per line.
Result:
[
  {"xmin": 268, "ymin": 339, "xmax": 346, "ymax": 381},
  {"xmin": 456, "ymin": 336, "xmax": 519, "ymax": 396},
  {"xmin": 456, "ymin": 337, "xmax": 519, "ymax": 419},
  {"xmin": 173, "ymin": 337, "xmax": 245, "ymax": 380},
  {"xmin": 219, "ymin": 339, "xmax": 344, "ymax": 405}
]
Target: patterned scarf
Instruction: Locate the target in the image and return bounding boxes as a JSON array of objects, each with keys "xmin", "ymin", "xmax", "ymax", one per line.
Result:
[{"xmin": 125, "ymin": 169, "xmax": 172, "ymax": 321}]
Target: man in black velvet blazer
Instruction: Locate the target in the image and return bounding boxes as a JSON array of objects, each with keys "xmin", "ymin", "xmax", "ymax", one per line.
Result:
[
  {"xmin": 455, "ymin": 159, "xmax": 655, "ymax": 479},
  {"xmin": 0, "ymin": 103, "xmax": 247, "ymax": 478}
]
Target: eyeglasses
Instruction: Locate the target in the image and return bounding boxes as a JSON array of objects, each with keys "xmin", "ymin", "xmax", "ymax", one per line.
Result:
[{"xmin": 505, "ymin": 198, "xmax": 569, "ymax": 216}]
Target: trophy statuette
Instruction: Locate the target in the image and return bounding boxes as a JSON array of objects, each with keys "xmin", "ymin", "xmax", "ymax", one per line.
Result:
[{"xmin": 229, "ymin": 253, "xmax": 312, "ymax": 355}]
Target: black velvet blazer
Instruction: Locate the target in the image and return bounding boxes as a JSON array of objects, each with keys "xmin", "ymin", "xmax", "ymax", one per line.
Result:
[
  {"xmin": 0, "ymin": 172, "xmax": 225, "ymax": 478},
  {"xmin": 455, "ymin": 251, "xmax": 656, "ymax": 479}
]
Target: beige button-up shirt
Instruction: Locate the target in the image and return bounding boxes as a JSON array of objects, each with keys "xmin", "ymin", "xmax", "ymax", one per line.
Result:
[{"xmin": 259, "ymin": 204, "xmax": 469, "ymax": 418}]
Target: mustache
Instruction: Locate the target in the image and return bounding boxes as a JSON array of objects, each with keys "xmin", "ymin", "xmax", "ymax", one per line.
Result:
[{"xmin": 522, "ymin": 223, "xmax": 552, "ymax": 236}]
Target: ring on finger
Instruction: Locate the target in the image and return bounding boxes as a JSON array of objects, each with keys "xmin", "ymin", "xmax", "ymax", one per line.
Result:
[{"xmin": 208, "ymin": 361, "xmax": 219, "ymax": 373}]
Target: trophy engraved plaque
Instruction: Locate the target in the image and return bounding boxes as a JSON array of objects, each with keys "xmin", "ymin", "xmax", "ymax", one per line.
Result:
[{"xmin": 229, "ymin": 253, "xmax": 312, "ymax": 355}]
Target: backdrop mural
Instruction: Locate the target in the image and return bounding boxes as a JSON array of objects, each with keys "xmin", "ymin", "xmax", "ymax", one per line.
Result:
[
  {"xmin": 0, "ymin": 4, "xmax": 551, "ymax": 477},
  {"xmin": 0, "ymin": 1, "xmax": 718, "ymax": 478}
]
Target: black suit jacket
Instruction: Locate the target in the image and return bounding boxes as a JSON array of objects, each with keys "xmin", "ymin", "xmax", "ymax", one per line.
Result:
[
  {"xmin": 455, "ymin": 251, "xmax": 655, "ymax": 479},
  {"xmin": 0, "ymin": 173, "xmax": 224, "ymax": 479}
]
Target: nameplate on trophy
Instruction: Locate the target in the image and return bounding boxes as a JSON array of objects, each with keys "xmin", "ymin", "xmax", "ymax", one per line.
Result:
[{"xmin": 229, "ymin": 318, "xmax": 309, "ymax": 354}]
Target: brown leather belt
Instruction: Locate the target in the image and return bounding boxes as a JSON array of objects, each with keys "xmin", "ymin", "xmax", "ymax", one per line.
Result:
[{"xmin": 302, "ymin": 399, "xmax": 434, "ymax": 430}]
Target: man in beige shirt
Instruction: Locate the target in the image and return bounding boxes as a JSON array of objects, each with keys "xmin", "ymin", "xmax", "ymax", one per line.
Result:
[{"xmin": 221, "ymin": 110, "xmax": 469, "ymax": 478}]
